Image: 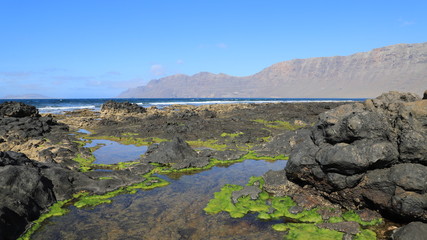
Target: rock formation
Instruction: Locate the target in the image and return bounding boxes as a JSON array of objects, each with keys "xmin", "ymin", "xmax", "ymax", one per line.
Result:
[
  {"xmin": 119, "ymin": 42, "xmax": 427, "ymax": 98},
  {"xmin": 265, "ymin": 91, "xmax": 427, "ymax": 223},
  {"xmin": 142, "ymin": 137, "xmax": 210, "ymax": 169}
]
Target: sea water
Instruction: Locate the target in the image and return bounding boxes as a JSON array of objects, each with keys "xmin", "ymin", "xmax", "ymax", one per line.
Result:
[{"xmin": 0, "ymin": 98, "xmax": 364, "ymax": 114}]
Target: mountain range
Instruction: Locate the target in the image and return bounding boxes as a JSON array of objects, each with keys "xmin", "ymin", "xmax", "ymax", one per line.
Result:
[{"xmin": 119, "ymin": 42, "xmax": 427, "ymax": 98}]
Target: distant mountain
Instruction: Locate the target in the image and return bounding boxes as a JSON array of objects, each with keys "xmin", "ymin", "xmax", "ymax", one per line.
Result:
[
  {"xmin": 119, "ymin": 42, "xmax": 427, "ymax": 98},
  {"xmin": 3, "ymin": 94, "xmax": 50, "ymax": 99}
]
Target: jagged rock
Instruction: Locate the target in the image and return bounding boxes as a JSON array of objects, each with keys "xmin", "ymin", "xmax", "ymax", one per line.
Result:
[
  {"xmin": 280, "ymin": 91, "xmax": 427, "ymax": 222},
  {"xmin": 0, "ymin": 151, "xmax": 153, "ymax": 240},
  {"xmin": 142, "ymin": 137, "xmax": 210, "ymax": 169},
  {"xmin": 0, "ymin": 101, "xmax": 39, "ymax": 118},
  {"xmin": 392, "ymin": 222, "xmax": 427, "ymax": 240},
  {"xmin": 100, "ymin": 100, "xmax": 146, "ymax": 118}
]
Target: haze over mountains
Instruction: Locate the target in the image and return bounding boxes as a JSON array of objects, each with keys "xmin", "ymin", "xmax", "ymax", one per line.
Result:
[{"xmin": 119, "ymin": 42, "xmax": 427, "ymax": 98}]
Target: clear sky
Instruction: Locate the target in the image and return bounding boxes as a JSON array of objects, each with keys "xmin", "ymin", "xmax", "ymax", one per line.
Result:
[{"xmin": 0, "ymin": 0, "xmax": 426, "ymax": 98}]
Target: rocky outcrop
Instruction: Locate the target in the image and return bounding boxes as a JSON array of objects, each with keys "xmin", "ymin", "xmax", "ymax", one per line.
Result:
[
  {"xmin": 280, "ymin": 91, "xmax": 427, "ymax": 222},
  {"xmin": 392, "ymin": 222, "xmax": 427, "ymax": 240},
  {"xmin": 142, "ymin": 137, "xmax": 210, "ymax": 169},
  {"xmin": 0, "ymin": 151, "xmax": 153, "ymax": 240},
  {"xmin": 100, "ymin": 101, "xmax": 146, "ymax": 119},
  {"xmin": 0, "ymin": 102, "xmax": 77, "ymax": 162}
]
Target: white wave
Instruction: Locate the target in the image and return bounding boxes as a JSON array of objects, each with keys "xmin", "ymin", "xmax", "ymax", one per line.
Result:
[
  {"xmin": 142, "ymin": 100, "xmax": 284, "ymax": 106},
  {"xmin": 39, "ymin": 105, "xmax": 96, "ymax": 110},
  {"xmin": 38, "ymin": 105, "xmax": 97, "ymax": 113}
]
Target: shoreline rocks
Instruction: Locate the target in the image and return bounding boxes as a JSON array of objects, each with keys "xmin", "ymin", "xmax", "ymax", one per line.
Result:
[{"xmin": 275, "ymin": 91, "xmax": 427, "ymax": 223}]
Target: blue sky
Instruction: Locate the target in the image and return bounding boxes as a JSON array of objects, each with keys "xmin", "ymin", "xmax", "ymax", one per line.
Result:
[{"xmin": 0, "ymin": 0, "xmax": 426, "ymax": 98}]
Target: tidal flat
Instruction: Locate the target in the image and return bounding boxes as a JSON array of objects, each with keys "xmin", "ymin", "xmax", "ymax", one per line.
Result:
[{"xmin": 31, "ymin": 160, "xmax": 287, "ymax": 240}]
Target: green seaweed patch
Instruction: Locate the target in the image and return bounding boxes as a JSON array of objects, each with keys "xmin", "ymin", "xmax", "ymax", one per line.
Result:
[
  {"xmin": 204, "ymin": 184, "xmax": 244, "ymax": 217},
  {"xmin": 220, "ymin": 132, "xmax": 244, "ymax": 138},
  {"xmin": 204, "ymin": 176, "xmax": 382, "ymax": 240},
  {"xmin": 354, "ymin": 229, "xmax": 377, "ymax": 240},
  {"xmin": 187, "ymin": 139, "xmax": 228, "ymax": 151},
  {"xmin": 342, "ymin": 210, "xmax": 383, "ymax": 226},
  {"xmin": 253, "ymin": 119, "xmax": 306, "ymax": 131},
  {"xmin": 242, "ymin": 151, "xmax": 288, "ymax": 161},
  {"xmin": 247, "ymin": 176, "xmax": 265, "ymax": 188},
  {"xmin": 272, "ymin": 223, "xmax": 344, "ymax": 240},
  {"xmin": 74, "ymin": 176, "xmax": 170, "ymax": 208},
  {"xmin": 72, "ymin": 140, "xmax": 89, "ymax": 147},
  {"xmin": 18, "ymin": 199, "xmax": 72, "ymax": 240},
  {"xmin": 72, "ymin": 153, "xmax": 96, "ymax": 172}
]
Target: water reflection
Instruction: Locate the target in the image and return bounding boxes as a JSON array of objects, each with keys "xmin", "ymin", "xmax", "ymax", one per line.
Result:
[
  {"xmin": 32, "ymin": 160, "xmax": 287, "ymax": 240},
  {"xmin": 84, "ymin": 139, "xmax": 148, "ymax": 165}
]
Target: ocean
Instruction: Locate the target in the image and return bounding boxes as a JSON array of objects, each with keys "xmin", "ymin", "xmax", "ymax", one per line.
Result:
[{"xmin": 0, "ymin": 98, "xmax": 365, "ymax": 114}]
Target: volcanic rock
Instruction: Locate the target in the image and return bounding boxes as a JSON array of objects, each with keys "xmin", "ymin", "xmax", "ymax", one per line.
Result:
[
  {"xmin": 392, "ymin": 221, "xmax": 427, "ymax": 240},
  {"xmin": 280, "ymin": 91, "xmax": 427, "ymax": 222},
  {"xmin": 142, "ymin": 137, "xmax": 210, "ymax": 169}
]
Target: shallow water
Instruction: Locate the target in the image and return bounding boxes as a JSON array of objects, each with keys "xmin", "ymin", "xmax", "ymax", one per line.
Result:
[
  {"xmin": 85, "ymin": 139, "xmax": 148, "ymax": 165},
  {"xmin": 32, "ymin": 160, "xmax": 286, "ymax": 240}
]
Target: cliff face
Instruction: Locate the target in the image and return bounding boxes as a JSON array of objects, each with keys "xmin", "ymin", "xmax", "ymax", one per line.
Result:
[{"xmin": 119, "ymin": 42, "xmax": 427, "ymax": 98}]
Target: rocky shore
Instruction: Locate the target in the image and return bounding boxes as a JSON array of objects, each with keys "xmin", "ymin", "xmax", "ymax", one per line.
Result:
[
  {"xmin": 1, "ymin": 92, "xmax": 426, "ymax": 239},
  {"xmin": 258, "ymin": 91, "xmax": 427, "ymax": 239}
]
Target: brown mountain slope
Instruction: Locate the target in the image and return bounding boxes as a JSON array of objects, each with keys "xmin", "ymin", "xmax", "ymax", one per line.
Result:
[{"xmin": 119, "ymin": 42, "xmax": 427, "ymax": 98}]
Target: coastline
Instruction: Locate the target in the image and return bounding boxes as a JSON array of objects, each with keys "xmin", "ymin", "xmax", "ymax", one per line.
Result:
[{"xmin": 1, "ymin": 94, "xmax": 425, "ymax": 239}]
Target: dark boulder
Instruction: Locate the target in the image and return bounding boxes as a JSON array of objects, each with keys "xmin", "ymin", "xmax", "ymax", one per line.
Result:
[
  {"xmin": 143, "ymin": 137, "xmax": 210, "ymax": 169},
  {"xmin": 279, "ymin": 91, "xmax": 427, "ymax": 222},
  {"xmin": 0, "ymin": 151, "xmax": 154, "ymax": 240},
  {"xmin": 392, "ymin": 222, "xmax": 427, "ymax": 240},
  {"xmin": 0, "ymin": 101, "xmax": 39, "ymax": 118},
  {"xmin": 101, "ymin": 101, "xmax": 146, "ymax": 118}
]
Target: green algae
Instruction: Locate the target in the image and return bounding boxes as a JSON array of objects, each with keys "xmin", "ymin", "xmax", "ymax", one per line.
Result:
[
  {"xmin": 204, "ymin": 176, "xmax": 383, "ymax": 240},
  {"xmin": 72, "ymin": 153, "xmax": 96, "ymax": 172},
  {"xmin": 220, "ymin": 132, "xmax": 244, "ymax": 138},
  {"xmin": 242, "ymin": 151, "xmax": 288, "ymax": 161},
  {"xmin": 74, "ymin": 175, "xmax": 170, "ymax": 208},
  {"xmin": 273, "ymin": 223, "xmax": 344, "ymax": 240},
  {"xmin": 342, "ymin": 210, "xmax": 383, "ymax": 226},
  {"xmin": 187, "ymin": 139, "xmax": 228, "ymax": 151},
  {"xmin": 19, "ymin": 173, "xmax": 170, "ymax": 239},
  {"xmin": 354, "ymin": 229, "xmax": 377, "ymax": 240},
  {"xmin": 17, "ymin": 199, "xmax": 72, "ymax": 240}
]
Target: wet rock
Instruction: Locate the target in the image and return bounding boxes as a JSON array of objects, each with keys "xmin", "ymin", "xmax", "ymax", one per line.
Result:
[
  {"xmin": 288, "ymin": 206, "xmax": 304, "ymax": 214},
  {"xmin": 211, "ymin": 150, "xmax": 247, "ymax": 161},
  {"xmin": 254, "ymin": 128, "xmax": 312, "ymax": 157},
  {"xmin": 143, "ymin": 137, "xmax": 210, "ymax": 169},
  {"xmin": 317, "ymin": 221, "xmax": 360, "ymax": 235},
  {"xmin": 262, "ymin": 170, "xmax": 301, "ymax": 196},
  {"xmin": 392, "ymin": 222, "xmax": 427, "ymax": 240},
  {"xmin": 0, "ymin": 150, "xmax": 154, "ymax": 240},
  {"xmin": 231, "ymin": 186, "xmax": 262, "ymax": 203}
]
